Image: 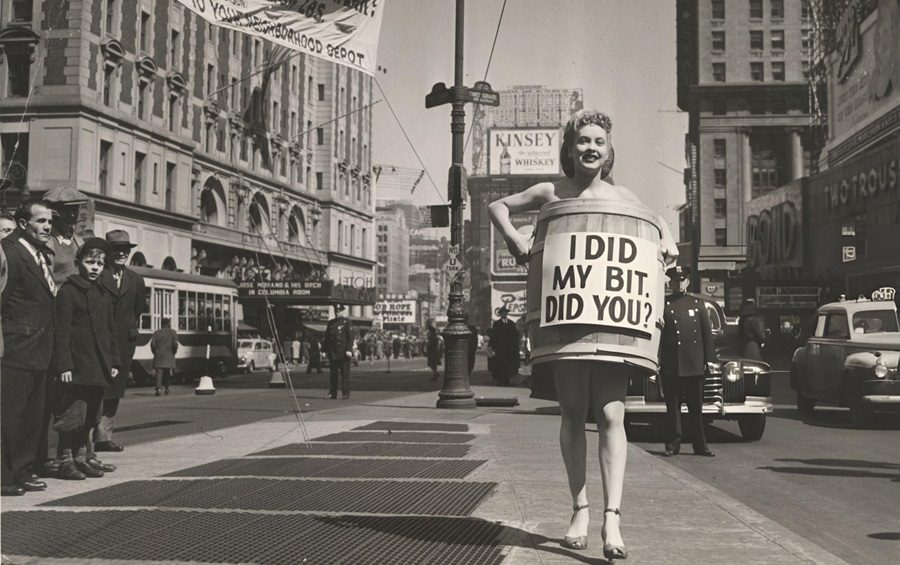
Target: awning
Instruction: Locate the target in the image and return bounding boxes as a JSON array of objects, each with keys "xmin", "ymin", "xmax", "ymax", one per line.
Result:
[
  {"xmin": 301, "ymin": 321, "xmax": 328, "ymax": 333},
  {"xmin": 237, "ymin": 321, "xmax": 259, "ymax": 332}
]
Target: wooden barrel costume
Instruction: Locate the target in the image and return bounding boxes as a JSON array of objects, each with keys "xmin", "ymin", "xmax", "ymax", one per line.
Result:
[{"xmin": 526, "ymin": 199, "xmax": 666, "ymax": 375}]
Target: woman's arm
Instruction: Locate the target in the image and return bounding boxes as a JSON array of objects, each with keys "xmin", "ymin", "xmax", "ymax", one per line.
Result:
[{"xmin": 488, "ymin": 182, "xmax": 554, "ymax": 260}]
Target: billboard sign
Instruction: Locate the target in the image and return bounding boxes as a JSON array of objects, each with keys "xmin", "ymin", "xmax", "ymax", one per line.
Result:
[
  {"xmin": 491, "ymin": 212, "xmax": 538, "ymax": 276},
  {"xmin": 489, "ymin": 128, "xmax": 561, "ymax": 175},
  {"xmin": 374, "ymin": 299, "xmax": 417, "ymax": 325},
  {"xmin": 491, "ymin": 282, "xmax": 527, "ymax": 322}
]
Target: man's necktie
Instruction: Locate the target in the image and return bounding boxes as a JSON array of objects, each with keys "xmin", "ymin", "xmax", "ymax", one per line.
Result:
[{"xmin": 39, "ymin": 251, "xmax": 57, "ymax": 296}]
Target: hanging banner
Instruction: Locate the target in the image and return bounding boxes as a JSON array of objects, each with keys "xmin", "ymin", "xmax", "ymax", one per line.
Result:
[
  {"xmin": 540, "ymin": 232, "xmax": 660, "ymax": 336},
  {"xmin": 373, "ymin": 299, "xmax": 417, "ymax": 325},
  {"xmin": 176, "ymin": 0, "xmax": 385, "ymax": 75}
]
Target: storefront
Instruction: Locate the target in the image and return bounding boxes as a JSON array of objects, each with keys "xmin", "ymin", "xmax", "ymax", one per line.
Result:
[{"xmin": 807, "ymin": 136, "xmax": 900, "ymax": 307}]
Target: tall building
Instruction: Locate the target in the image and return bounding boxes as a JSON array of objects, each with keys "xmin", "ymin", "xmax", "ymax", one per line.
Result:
[
  {"xmin": 374, "ymin": 205, "xmax": 409, "ymax": 295},
  {"xmin": 0, "ymin": 0, "xmax": 376, "ymax": 331},
  {"xmin": 676, "ymin": 0, "xmax": 813, "ymax": 302},
  {"xmin": 466, "ymin": 85, "xmax": 579, "ymax": 330}
]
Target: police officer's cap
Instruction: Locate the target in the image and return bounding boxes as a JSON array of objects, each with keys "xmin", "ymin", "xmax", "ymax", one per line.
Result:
[
  {"xmin": 334, "ymin": 303, "xmax": 346, "ymax": 313},
  {"xmin": 665, "ymin": 265, "xmax": 691, "ymax": 280}
]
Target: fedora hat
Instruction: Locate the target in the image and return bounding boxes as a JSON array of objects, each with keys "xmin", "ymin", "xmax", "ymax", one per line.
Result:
[
  {"xmin": 105, "ymin": 229, "xmax": 137, "ymax": 248},
  {"xmin": 498, "ymin": 305, "xmax": 510, "ymax": 314},
  {"xmin": 665, "ymin": 265, "xmax": 691, "ymax": 280}
]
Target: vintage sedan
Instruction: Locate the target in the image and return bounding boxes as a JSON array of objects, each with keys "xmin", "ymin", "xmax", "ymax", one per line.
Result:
[
  {"xmin": 791, "ymin": 298, "xmax": 900, "ymax": 427},
  {"xmin": 625, "ymin": 297, "xmax": 774, "ymax": 441}
]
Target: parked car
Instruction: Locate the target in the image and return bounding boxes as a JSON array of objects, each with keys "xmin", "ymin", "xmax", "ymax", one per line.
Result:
[
  {"xmin": 625, "ymin": 296, "xmax": 774, "ymax": 441},
  {"xmin": 791, "ymin": 298, "xmax": 900, "ymax": 427},
  {"xmin": 237, "ymin": 338, "xmax": 277, "ymax": 372}
]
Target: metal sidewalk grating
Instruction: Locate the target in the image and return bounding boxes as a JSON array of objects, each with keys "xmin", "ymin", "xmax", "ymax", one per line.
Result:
[
  {"xmin": 164, "ymin": 457, "xmax": 486, "ymax": 479},
  {"xmin": 1, "ymin": 510, "xmax": 508, "ymax": 565},
  {"xmin": 44, "ymin": 478, "xmax": 497, "ymax": 515},
  {"xmin": 313, "ymin": 431, "xmax": 476, "ymax": 443},
  {"xmin": 354, "ymin": 421, "xmax": 471, "ymax": 432},
  {"xmin": 251, "ymin": 442, "xmax": 473, "ymax": 458}
]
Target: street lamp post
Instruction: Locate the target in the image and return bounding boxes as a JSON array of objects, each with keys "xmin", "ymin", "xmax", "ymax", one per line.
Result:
[{"xmin": 425, "ymin": 0, "xmax": 499, "ymax": 409}]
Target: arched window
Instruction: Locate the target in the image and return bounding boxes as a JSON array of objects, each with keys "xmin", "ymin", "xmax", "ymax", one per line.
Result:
[
  {"xmin": 248, "ymin": 192, "xmax": 270, "ymax": 236},
  {"xmin": 200, "ymin": 176, "xmax": 226, "ymax": 226},
  {"xmin": 287, "ymin": 207, "xmax": 307, "ymax": 245}
]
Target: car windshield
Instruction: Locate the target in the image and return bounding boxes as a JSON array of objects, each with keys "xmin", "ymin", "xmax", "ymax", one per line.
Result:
[
  {"xmin": 239, "ymin": 341, "xmax": 253, "ymax": 348},
  {"xmin": 852, "ymin": 310, "xmax": 900, "ymax": 334}
]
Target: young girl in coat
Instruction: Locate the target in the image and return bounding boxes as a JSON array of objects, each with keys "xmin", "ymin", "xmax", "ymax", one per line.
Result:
[{"xmin": 53, "ymin": 238, "xmax": 120, "ymax": 480}]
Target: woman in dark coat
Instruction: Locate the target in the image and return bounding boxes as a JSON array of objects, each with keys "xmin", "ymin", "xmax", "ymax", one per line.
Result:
[
  {"xmin": 425, "ymin": 323, "xmax": 442, "ymax": 380},
  {"xmin": 53, "ymin": 238, "xmax": 120, "ymax": 480},
  {"xmin": 737, "ymin": 299, "xmax": 766, "ymax": 361}
]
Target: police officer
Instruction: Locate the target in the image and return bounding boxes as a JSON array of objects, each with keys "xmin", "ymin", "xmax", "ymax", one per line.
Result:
[
  {"xmin": 660, "ymin": 266, "xmax": 716, "ymax": 457},
  {"xmin": 324, "ymin": 303, "xmax": 353, "ymax": 399}
]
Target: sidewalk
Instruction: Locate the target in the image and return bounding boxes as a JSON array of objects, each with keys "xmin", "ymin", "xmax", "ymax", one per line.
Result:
[{"xmin": 1, "ymin": 381, "xmax": 849, "ymax": 564}]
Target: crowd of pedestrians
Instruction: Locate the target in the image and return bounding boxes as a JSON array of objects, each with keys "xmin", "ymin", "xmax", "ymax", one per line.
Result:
[{"xmin": 1, "ymin": 198, "xmax": 146, "ymax": 496}]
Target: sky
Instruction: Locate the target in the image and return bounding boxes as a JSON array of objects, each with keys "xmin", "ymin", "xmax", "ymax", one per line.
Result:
[{"xmin": 370, "ymin": 0, "xmax": 689, "ymax": 231}]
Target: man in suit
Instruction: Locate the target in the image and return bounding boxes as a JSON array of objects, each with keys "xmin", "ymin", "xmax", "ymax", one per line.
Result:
[
  {"xmin": 489, "ymin": 306, "xmax": 519, "ymax": 386},
  {"xmin": 659, "ymin": 266, "xmax": 717, "ymax": 458},
  {"xmin": 1, "ymin": 199, "xmax": 56, "ymax": 495},
  {"xmin": 94, "ymin": 230, "xmax": 146, "ymax": 452},
  {"xmin": 324, "ymin": 303, "xmax": 353, "ymax": 399}
]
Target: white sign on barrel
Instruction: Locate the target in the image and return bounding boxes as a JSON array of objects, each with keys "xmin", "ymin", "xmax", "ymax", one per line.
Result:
[{"xmin": 540, "ymin": 232, "xmax": 660, "ymax": 336}]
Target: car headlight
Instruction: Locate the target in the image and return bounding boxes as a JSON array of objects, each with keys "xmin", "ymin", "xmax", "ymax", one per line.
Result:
[
  {"xmin": 724, "ymin": 361, "xmax": 742, "ymax": 383},
  {"xmin": 874, "ymin": 361, "xmax": 889, "ymax": 379}
]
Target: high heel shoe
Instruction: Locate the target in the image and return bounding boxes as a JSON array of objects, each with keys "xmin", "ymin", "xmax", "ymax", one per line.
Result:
[
  {"xmin": 602, "ymin": 508, "xmax": 628, "ymax": 560},
  {"xmin": 562, "ymin": 503, "xmax": 589, "ymax": 550}
]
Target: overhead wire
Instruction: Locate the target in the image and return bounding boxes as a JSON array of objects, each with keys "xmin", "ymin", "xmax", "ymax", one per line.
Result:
[{"xmin": 463, "ymin": 0, "xmax": 507, "ymax": 155}]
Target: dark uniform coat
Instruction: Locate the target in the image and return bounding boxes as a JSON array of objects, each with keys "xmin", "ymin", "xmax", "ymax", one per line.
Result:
[
  {"xmin": 150, "ymin": 327, "xmax": 179, "ymax": 369},
  {"xmin": 99, "ymin": 267, "xmax": 146, "ymax": 398},
  {"xmin": 53, "ymin": 275, "xmax": 120, "ymax": 386},
  {"xmin": 489, "ymin": 317, "xmax": 519, "ymax": 383},
  {"xmin": 660, "ymin": 292, "xmax": 715, "ymax": 378},
  {"xmin": 737, "ymin": 304, "xmax": 765, "ymax": 361},
  {"xmin": 323, "ymin": 317, "xmax": 353, "ymax": 361}
]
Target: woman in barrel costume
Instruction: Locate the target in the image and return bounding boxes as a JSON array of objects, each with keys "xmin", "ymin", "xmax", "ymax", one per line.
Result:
[{"xmin": 489, "ymin": 110, "xmax": 678, "ymax": 559}]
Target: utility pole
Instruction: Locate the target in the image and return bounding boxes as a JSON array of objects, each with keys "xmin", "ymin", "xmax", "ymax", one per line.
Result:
[{"xmin": 425, "ymin": 0, "xmax": 499, "ymax": 409}]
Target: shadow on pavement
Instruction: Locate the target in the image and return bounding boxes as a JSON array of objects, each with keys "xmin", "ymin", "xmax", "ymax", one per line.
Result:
[
  {"xmin": 317, "ymin": 514, "xmax": 603, "ymax": 565},
  {"xmin": 868, "ymin": 532, "xmax": 900, "ymax": 540},
  {"xmin": 624, "ymin": 420, "xmax": 744, "ymax": 445},
  {"xmin": 759, "ymin": 456, "xmax": 900, "ymax": 481},
  {"xmin": 772, "ymin": 407, "xmax": 900, "ymax": 430}
]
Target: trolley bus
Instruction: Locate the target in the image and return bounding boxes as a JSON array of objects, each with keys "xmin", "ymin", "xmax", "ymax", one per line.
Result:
[{"xmin": 130, "ymin": 267, "xmax": 239, "ymax": 385}]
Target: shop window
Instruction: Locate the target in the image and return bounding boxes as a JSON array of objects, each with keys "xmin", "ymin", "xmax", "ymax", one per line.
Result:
[
  {"xmin": 711, "ymin": 0, "xmax": 725, "ymax": 20},
  {"xmin": 750, "ymin": 30, "xmax": 763, "ymax": 51},
  {"xmin": 712, "ymin": 63, "xmax": 725, "ymax": 82}
]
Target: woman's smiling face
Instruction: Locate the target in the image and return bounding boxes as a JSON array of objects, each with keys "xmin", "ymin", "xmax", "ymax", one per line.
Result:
[{"xmin": 569, "ymin": 124, "xmax": 610, "ymax": 176}]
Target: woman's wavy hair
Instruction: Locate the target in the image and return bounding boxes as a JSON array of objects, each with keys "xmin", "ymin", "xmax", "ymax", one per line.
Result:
[{"xmin": 560, "ymin": 109, "xmax": 614, "ymax": 179}]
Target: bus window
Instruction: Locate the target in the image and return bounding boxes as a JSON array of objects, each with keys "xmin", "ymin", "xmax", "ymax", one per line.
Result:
[
  {"xmin": 140, "ymin": 287, "xmax": 152, "ymax": 330},
  {"xmin": 178, "ymin": 291, "xmax": 187, "ymax": 331},
  {"xmin": 215, "ymin": 294, "xmax": 224, "ymax": 331},
  {"xmin": 187, "ymin": 291, "xmax": 197, "ymax": 331},
  {"xmin": 223, "ymin": 296, "xmax": 232, "ymax": 332}
]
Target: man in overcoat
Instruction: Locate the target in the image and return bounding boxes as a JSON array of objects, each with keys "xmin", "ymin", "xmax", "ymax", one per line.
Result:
[
  {"xmin": 489, "ymin": 305, "xmax": 519, "ymax": 386},
  {"xmin": 324, "ymin": 304, "xmax": 353, "ymax": 399},
  {"xmin": 659, "ymin": 266, "xmax": 717, "ymax": 457},
  {"xmin": 94, "ymin": 230, "xmax": 146, "ymax": 452},
  {"xmin": 150, "ymin": 317, "xmax": 179, "ymax": 396},
  {"xmin": 1, "ymin": 199, "xmax": 56, "ymax": 495}
]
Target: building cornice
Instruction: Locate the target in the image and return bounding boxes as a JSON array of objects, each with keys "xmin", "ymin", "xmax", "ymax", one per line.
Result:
[
  {"xmin": 92, "ymin": 193, "xmax": 196, "ymax": 230},
  {"xmin": 327, "ymin": 251, "xmax": 376, "ymax": 268},
  {"xmin": 689, "ymin": 82, "xmax": 809, "ymax": 97}
]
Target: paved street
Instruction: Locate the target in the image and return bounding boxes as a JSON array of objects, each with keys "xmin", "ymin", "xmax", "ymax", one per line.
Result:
[
  {"xmin": 7, "ymin": 358, "xmax": 897, "ymax": 563},
  {"xmin": 628, "ymin": 371, "xmax": 900, "ymax": 565}
]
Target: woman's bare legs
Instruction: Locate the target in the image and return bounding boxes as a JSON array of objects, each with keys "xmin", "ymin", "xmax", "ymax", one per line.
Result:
[
  {"xmin": 555, "ymin": 362, "xmax": 592, "ymax": 542},
  {"xmin": 590, "ymin": 369, "xmax": 628, "ymax": 548}
]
